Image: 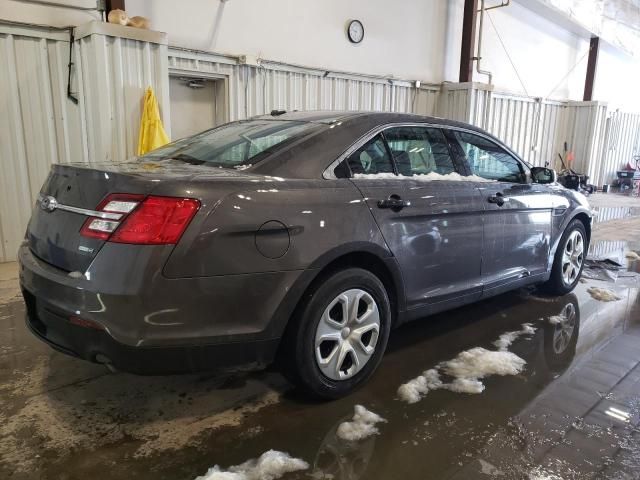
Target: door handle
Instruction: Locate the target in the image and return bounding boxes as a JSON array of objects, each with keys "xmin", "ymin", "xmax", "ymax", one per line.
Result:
[
  {"xmin": 488, "ymin": 192, "xmax": 506, "ymax": 207},
  {"xmin": 378, "ymin": 194, "xmax": 411, "ymax": 210}
]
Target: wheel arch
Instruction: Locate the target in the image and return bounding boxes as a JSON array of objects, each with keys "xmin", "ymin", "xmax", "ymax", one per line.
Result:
[
  {"xmin": 572, "ymin": 212, "xmax": 592, "ymax": 245},
  {"xmin": 547, "ymin": 209, "xmax": 592, "ymax": 272},
  {"xmin": 269, "ymin": 242, "xmax": 405, "ymax": 351}
]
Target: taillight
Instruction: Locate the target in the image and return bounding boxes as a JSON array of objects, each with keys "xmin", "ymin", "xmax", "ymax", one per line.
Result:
[
  {"xmin": 80, "ymin": 194, "xmax": 200, "ymax": 245},
  {"xmin": 110, "ymin": 196, "xmax": 200, "ymax": 244},
  {"xmin": 80, "ymin": 194, "xmax": 144, "ymax": 240}
]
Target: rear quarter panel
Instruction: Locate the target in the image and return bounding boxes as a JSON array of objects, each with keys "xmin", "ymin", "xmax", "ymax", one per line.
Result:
[{"xmin": 162, "ymin": 178, "xmax": 390, "ymax": 277}]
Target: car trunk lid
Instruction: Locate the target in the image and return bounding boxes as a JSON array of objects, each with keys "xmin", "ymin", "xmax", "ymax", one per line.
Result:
[{"xmin": 27, "ymin": 160, "xmax": 218, "ymax": 272}]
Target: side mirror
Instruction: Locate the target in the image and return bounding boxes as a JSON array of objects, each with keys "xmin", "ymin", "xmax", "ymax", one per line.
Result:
[{"xmin": 531, "ymin": 167, "xmax": 557, "ymax": 184}]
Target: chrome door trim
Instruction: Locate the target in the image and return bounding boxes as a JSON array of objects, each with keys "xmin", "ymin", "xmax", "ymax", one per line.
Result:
[{"xmin": 322, "ymin": 122, "xmax": 528, "ymax": 180}]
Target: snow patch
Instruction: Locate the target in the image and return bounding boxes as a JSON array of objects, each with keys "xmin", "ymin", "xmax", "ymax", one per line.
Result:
[
  {"xmin": 492, "ymin": 324, "xmax": 536, "ymax": 351},
  {"xmin": 445, "ymin": 377, "xmax": 485, "ymax": 394},
  {"xmin": 587, "ymin": 287, "xmax": 622, "ymax": 302},
  {"xmin": 336, "ymin": 405, "xmax": 386, "ymax": 441},
  {"xmin": 353, "ymin": 172, "xmax": 496, "ymax": 182},
  {"xmin": 397, "ymin": 323, "xmax": 533, "ymax": 402},
  {"xmin": 440, "ymin": 348, "xmax": 526, "ymax": 386},
  {"xmin": 397, "ymin": 369, "xmax": 442, "ymax": 404},
  {"xmin": 194, "ymin": 450, "xmax": 309, "ymax": 480},
  {"xmin": 492, "ymin": 332, "xmax": 519, "ymax": 351}
]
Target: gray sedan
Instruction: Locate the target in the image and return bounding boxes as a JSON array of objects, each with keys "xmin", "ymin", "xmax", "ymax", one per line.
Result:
[{"xmin": 19, "ymin": 111, "xmax": 591, "ymax": 398}]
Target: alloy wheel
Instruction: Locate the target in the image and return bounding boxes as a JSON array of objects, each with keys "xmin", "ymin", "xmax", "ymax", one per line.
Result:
[{"xmin": 561, "ymin": 230, "xmax": 584, "ymax": 286}]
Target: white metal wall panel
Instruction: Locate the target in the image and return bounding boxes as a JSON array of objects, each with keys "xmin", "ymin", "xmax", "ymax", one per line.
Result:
[
  {"xmin": 0, "ymin": 23, "xmax": 170, "ymax": 262},
  {"xmin": 438, "ymin": 83, "xmax": 492, "ymax": 128},
  {"xmin": 243, "ymin": 66, "xmax": 439, "ymax": 118},
  {"xmin": 0, "ymin": 31, "xmax": 84, "ymax": 263},
  {"xmin": 76, "ymin": 29, "xmax": 170, "ymax": 164},
  {"xmin": 601, "ymin": 111, "xmax": 640, "ymax": 184},
  {"xmin": 167, "ymin": 49, "xmax": 440, "ymax": 121},
  {"xmin": 536, "ymin": 100, "xmax": 565, "ymax": 168},
  {"xmin": 560, "ymin": 102, "xmax": 608, "ymax": 185},
  {"xmin": 486, "ymin": 94, "xmax": 565, "ymax": 167},
  {"xmin": 439, "ymin": 83, "xmax": 473, "ymax": 123}
]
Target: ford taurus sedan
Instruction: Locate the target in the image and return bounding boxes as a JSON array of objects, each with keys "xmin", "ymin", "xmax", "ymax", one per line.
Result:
[{"xmin": 19, "ymin": 111, "xmax": 591, "ymax": 398}]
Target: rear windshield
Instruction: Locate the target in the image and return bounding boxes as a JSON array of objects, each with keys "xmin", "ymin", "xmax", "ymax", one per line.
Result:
[{"xmin": 141, "ymin": 120, "xmax": 319, "ymax": 169}]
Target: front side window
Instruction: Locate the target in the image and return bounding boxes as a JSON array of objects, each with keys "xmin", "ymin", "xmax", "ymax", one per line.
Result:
[
  {"xmin": 346, "ymin": 135, "xmax": 395, "ymax": 176},
  {"xmin": 453, "ymin": 131, "xmax": 526, "ymax": 183},
  {"xmin": 142, "ymin": 120, "xmax": 320, "ymax": 168},
  {"xmin": 384, "ymin": 127, "xmax": 455, "ymax": 176}
]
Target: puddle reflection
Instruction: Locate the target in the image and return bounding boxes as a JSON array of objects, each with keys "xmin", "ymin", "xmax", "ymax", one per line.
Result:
[{"xmin": 184, "ymin": 284, "xmax": 638, "ymax": 480}]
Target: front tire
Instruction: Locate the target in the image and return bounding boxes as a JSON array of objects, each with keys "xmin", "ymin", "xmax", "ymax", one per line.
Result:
[
  {"xmin": 543, "ymin": 219, "xmax": 587, "ymax": 295},
  {"xmin": 281, "ymin": 268, "xmax": 391, "ymax": 399}
]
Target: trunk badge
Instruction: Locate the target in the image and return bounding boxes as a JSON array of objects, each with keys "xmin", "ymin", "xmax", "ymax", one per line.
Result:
[{"xmin": 40, "ymin": 195, "xmax": 58, "ymax": 212}]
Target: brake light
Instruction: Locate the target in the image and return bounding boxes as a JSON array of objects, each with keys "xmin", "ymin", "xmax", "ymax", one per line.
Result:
[
  {"xmin": 111, "ymin": 196, "xmax": 200, "ymax": 244},
  {"xmin": 80, "ymin": 194, "xmax": 200, "ymax": 244}
]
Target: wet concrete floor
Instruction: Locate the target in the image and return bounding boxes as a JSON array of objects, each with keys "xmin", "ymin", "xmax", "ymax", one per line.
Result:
[{"xmin": 1, "ymin": 194, "xmax": 640, "ymax": 480}]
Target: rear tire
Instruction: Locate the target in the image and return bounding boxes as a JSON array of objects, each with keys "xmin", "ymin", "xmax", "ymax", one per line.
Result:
[
  {"xmin": 542, "ymin": 219, "xmax": 587, "ymax": 295},
  {"xmin": 280, "ymin": 268, "xmax": 391, "ymax": 399}
]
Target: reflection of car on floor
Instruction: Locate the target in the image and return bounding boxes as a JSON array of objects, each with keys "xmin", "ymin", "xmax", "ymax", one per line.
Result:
[{"xmin": 20, "ymin": 111, "xmax": 592, "ymax": 398}]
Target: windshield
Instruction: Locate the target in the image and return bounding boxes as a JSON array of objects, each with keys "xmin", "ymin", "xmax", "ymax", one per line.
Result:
[{"xmin": 141, "ymin": 120, "xmax": 319, "ymax": 168}]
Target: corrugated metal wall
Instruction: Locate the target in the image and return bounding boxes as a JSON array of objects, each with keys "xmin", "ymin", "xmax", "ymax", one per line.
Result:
[
  {"xmin": 438, "ymin": 86, "xmax": 566, "ymax": 168},
  {"xmin": 75, "ymin": 22, "xmax": 170, "ymax": 163},
  {"xmin": 600, "ymin": 110, "xmax": 640, "ymax": 184},
  {"xmin": 559, "ymin": 102, "xmax": 609, "ymax": 185},
  {"xmin": 487, "ymin": 94, "xmax": 565, "ymax": 168},
  {"xmin": 0, "ymin": 27, "xmax": 84, "ymax": 263},
  {"xmin": 0, "ymin": 22, "xmax": 169, "ymax": 262},
  {"xmin": 167, "ymin": 50, "xmax": 441, "ymax": 120},
  {"xmin": 438, "ymin": 82, "xmax": 492, "ymax": 126},
  {"xmin": 439, "ymin": 87, "xmax": 615, "ymax": 183}
]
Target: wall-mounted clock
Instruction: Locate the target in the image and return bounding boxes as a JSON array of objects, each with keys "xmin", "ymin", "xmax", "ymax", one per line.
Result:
[{"xmin": 347, "ymin": 20, "xmax": 364, "ymax": 44}]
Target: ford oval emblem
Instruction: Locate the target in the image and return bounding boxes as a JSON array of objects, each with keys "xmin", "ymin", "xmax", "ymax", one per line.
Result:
[{"xmin": 40, "ymin": 195, "xmax": 58, "ymax": 212}]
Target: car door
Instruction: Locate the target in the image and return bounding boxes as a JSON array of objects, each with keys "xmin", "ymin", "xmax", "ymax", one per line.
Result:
[
  {"xmin": 340, "ymin": 126, "xmax": 485, "ymax": 312},
  {"xmin": 448, "ymin": 130, "xmax": 553, "ymax": 295}
]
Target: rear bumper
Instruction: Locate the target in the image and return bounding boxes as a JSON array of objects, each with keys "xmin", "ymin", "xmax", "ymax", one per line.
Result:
[
  {"xmin": 18, "ymin": 243, "xmax": 304, "ymax": 373},
  {"xmin": 22, "ymin": 288, "xmax": 278, "ymax": 374}
]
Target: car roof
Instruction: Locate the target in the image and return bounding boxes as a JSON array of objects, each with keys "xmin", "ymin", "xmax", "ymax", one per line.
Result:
[
  {"xmin": 250, "ymin": 110, "xmax": 489, "ymax": 134},
  {"xmin": 246, "ymin": 110, "xmax": 516, "ymax": 179}
]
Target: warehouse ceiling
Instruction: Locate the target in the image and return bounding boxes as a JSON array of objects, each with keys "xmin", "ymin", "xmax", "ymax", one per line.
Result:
[{"xmin": 531, "ymin": 0, "xmax": 640, "ymax": 56}]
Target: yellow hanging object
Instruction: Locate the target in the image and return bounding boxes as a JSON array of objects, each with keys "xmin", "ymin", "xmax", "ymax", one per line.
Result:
[{"xmin": 137, "ymin": 86, "xmax": 170, "ymax": 156}]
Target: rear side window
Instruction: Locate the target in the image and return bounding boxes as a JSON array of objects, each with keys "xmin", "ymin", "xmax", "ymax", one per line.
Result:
[
  {"xmin": 142, "ymin": 120, "xmax": 320, "ymax": 169},
  {"xmin": 453, "ymin": 131, "xmax": 526, "ymax": 183},
  {"xmin": 384, "ymin": 127, "xmax": 455, "ymax": 176},
  {"xmin": 346, "ymin": 135, "xmax": 395, "ymax": 176}
]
